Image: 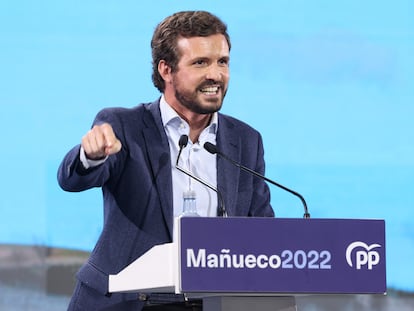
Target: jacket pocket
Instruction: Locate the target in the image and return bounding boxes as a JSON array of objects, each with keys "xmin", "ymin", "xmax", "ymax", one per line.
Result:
[{"xmin": 76, "ymin": 261, "xmax": 109, "ymax": 295}]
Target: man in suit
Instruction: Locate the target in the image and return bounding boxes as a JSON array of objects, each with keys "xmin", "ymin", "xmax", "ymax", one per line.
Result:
[{"xmin": 58, "ymin": 10, "xmax": 274, "ymax": 311}]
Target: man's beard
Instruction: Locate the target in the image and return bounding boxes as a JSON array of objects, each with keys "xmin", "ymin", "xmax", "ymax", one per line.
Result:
[{"xmin": 174, "ymin": 80, "xmax": 227, "ymax": 115}]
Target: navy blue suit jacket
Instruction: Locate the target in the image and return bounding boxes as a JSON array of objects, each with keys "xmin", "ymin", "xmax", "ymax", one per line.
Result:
[{"xmin": 58, "ymin": 100, "xmax": 273, "ymax": 310}]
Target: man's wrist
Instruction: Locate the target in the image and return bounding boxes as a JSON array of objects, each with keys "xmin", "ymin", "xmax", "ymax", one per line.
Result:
[{"xmin": 80, "ymin": 146, "xmax": 108, "ymax": 169}]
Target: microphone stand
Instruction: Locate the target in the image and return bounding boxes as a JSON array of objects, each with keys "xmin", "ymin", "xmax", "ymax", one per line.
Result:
[
  {"xmin": 204, "ymin": 142, "xmax": 310, "ymax": 219},
  {"xmin": 176, "ymin": 135, "xmax": 227, "ymax": 217}
]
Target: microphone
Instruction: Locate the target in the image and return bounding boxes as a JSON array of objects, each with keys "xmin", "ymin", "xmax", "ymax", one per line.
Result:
[
  {"xmin": 176, "ymin": 134, "xmax": 189, "ymax": 166},
  {"xmin": 175, "ymin": 135, "xmax": 227, "ymax": 217},
  {"xmin": 204, "ymin": 142, "xmax": 310, "ymax": 219}
]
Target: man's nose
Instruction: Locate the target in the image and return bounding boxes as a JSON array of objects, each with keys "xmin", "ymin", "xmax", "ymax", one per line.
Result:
[{"xmin": 205, "ymin": 64, "xmax": 226, "ymax": 81}]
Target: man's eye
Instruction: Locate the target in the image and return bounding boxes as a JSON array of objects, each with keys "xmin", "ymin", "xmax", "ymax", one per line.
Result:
[
  {"xmin": 219, "ymin": 59, "xmax": 229, "ymax": 66},
  {"xmin": 194, "ymin": 60, "xmax": 206, "ymax": 66}
]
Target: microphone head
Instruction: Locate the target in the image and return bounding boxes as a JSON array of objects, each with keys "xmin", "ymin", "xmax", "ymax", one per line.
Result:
[
  {"xmin": 179, "ymin": 135, "xmax": 189, "ymax": 148},
  {"xmin": 204, "ymin": 142, "xmax": 218, "ymax": 154}
]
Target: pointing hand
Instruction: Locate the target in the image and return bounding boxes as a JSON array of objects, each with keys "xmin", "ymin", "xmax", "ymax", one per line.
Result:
[{"xmin": 81, "ymin": 123, "xmax": 122, "ymax": 160}]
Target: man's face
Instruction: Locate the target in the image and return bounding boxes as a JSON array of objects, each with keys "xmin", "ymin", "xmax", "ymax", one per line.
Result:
[{"xmin": 170, "ymin": 34, "xmax": 230, "ymax": 115}]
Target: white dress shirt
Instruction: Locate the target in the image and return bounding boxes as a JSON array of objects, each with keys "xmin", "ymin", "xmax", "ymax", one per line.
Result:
[{"xmin": 160, "ymin": 96, "xmax": 218, "ymax": 217}]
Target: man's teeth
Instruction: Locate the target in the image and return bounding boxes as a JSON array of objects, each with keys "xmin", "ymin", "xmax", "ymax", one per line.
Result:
[{"xmin": 200, "ymin": 86, "xmax": 219, "ymax": 94}]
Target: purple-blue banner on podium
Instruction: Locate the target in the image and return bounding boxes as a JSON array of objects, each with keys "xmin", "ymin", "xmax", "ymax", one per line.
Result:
[{"xmin": 179, "ymin": 217, "xmax": 386, "ymax": 294}]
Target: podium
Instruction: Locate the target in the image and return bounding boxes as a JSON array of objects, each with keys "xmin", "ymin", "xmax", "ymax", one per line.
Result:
[{"xmin": 109, "ymin": 217, "xmax": 386, "ymax": 310}]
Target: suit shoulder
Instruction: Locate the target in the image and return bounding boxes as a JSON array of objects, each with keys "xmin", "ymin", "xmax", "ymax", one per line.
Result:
[
  {"xmin": 219, "ymin": 113, "xmax": 261, "ymax": 136},
  {"xmin": 96, "ymin": 103, "xmax": 145, "ymax": 118},
  {"xmin": 94, "ymin": 101, "xmax": 158, "ymax": 123}
]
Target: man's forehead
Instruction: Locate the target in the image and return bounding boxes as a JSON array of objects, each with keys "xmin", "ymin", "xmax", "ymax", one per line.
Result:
[{"xmin": 176, "ymin": 34, "xmax": 230, "ymax": 56}]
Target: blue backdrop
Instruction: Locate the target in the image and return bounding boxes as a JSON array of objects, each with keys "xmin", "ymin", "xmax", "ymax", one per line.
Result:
[{"xmin": 1, "ymin": 1, "xmax": 413, "ymax": 292}]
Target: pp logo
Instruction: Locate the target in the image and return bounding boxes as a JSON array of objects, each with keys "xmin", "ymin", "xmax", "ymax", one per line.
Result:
[{"xmin": 346, "ymin": 241, "xmax": 381, "ymax": 270}]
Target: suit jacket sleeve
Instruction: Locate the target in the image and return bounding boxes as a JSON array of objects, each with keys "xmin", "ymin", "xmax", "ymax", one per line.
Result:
[
  {"xmin": 57, "ymin": 109, "xmax": 126, "ymax": 192},
  {"xmin": 56, "ymin": 103, "xmax": 174, "ymax": 296}
]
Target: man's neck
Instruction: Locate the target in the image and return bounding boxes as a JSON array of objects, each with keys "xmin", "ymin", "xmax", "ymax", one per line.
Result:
[
  {"xmin": 163, "ymin": 95, "xmax": 213, "ymax": 143},
  {"xmin": 187, "ymin": 114, "xmax": 212, "ymax": 143}
]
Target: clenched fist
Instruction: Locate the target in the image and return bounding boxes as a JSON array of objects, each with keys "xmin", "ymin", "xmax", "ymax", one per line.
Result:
[{"xmin": 81, "ymin": 123, "xmax": 122, "ymax": 160}]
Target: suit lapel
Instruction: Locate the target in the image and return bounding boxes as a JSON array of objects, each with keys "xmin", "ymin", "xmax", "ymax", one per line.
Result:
[
  {"xmin": 216, "ymin": 115, "xmax": 240, "ymax": 217},
  {"xmin": 142, "ymin": 100, "xmax": 174, "ymax": 238}
]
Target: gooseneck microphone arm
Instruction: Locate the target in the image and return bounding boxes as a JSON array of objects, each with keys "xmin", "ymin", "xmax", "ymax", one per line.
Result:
[
  {"xmin": 204, "ymin": 142, "xmax": 310, "ymax": 219},
  {"xmin": 175, "ymin": 135, "xmax": 227, "ymax": 217}
]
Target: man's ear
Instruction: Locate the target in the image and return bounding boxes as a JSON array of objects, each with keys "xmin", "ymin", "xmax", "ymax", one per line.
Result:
[{"xmin": 158, "ymin": 60, "xmax": 172, "ymax": 84}]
